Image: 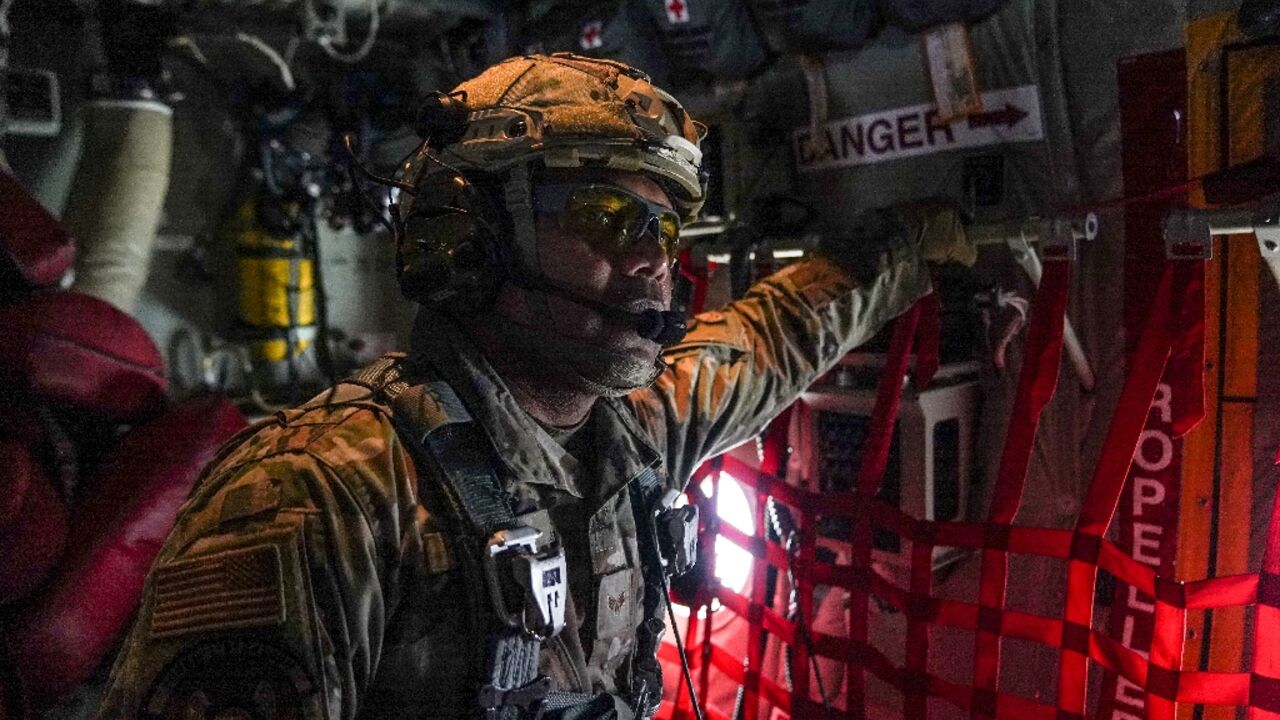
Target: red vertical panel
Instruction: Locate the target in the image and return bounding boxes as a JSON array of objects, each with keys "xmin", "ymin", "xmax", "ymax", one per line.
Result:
[{"xmin": 1097, "ymin": 48, "xmax": 1198, "ymax": 720}]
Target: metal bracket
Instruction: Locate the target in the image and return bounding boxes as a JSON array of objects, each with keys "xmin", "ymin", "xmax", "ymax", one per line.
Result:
[
  {"xmin": 1162, "ymin": 202, "xmax": 1265, "ymax": 260},
  {"xmin": 1254, "ymin": 195, "xmax": 1280, "ymax": 291},
  {"xmin": 480, "ymin": 675, "xmax": 551, "ymax": 720},
  {"xmin": 657, "ymin": 504, "xmax": 699, "ymax": 577},
  {"xmin": 1041, "ymin": 212, "xmax": 1097, "ymax": 262},
  {"xmin": 1163, "ymin": 210, "xmax": 1218, "ymax": 260},
  {"xmin": 1162, "ymin": 194, "xmax": 1280, "ymax": 293}
]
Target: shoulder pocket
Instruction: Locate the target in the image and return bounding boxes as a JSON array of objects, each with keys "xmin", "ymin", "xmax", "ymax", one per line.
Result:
[{"xmin": 663, "ymin": 310, "xmax": 751, "ymax": 356}]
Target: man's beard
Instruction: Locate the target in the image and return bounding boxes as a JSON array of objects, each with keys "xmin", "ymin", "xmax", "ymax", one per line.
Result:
[{"xmin": 488, "ymin": 315, "xmax": 664, "ymax": 397}]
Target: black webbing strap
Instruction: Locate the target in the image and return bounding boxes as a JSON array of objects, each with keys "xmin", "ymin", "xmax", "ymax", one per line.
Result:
[
  {"xmin": 628, "ymin": 468, "xmax": 668, "ymax": 720},
  {"xmin": 359, "ymin": 356, "xmax": 547, "ymax": 720},
  {"xmin": 630, "ymin": 468, "xmax": 706, "ymax": 720}
]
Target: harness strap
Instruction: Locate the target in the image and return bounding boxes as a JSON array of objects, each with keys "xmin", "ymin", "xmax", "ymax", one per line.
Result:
[
  {"xmin": 628, "ymin": 468, "xmax": 668, "ymax": 720},
  {"xmin": 355, "ymin": 355, "xmax": 549, "ymax": 720}
]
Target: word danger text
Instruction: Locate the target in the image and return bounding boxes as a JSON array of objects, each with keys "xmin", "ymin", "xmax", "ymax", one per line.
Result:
[{"xmin": 793, "ymin": 84, "xmax": 1045, "ymax": 171}]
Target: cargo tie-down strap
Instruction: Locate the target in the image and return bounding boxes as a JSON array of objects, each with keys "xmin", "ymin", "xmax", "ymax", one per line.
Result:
[{"xmin": 657, "ymin": 255, "xmax": 1280, "ymax": 719}]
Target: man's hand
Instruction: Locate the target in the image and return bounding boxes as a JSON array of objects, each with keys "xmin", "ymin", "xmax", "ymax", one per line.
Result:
[
  {"xmin": 899, "ymin": 200, "xmax": 977, "ymax": 267},
  {"xmin": 816, "ymin": 199, "xmax": 976, "ymax": 285}
]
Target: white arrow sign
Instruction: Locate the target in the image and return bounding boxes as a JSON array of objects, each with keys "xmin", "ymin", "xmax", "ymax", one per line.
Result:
[{"xmin": 793, "ymin": 84, "xmax": 1046, "ymax": 172}]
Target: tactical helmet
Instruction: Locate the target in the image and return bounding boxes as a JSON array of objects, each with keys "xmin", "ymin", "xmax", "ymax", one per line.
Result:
[{"xmin": 394, "ymin": 53, "xmax": 707, "ymax": 308}]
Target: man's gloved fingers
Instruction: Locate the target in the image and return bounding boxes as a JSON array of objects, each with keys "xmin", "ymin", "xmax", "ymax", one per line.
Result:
[
  {"xmin": 900, "ymin": 202, "xmax": 977, "ymax": 267},
  {"xmin": 816, "ymin": 201, "xmax": 976, "ymax": 279}
]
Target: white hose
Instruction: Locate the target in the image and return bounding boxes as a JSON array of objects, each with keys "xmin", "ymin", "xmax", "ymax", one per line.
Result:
[
  {"xmin": 0, "ymin": 0, "xmax": 13, "ymax": 38},
  {"xmin": 64, "ymin": 101, "xmax": 174, "ymax": 314},
  {"xmin": 235, "ymin": 32, "xmax": 296, "ymax": 92},
  {"xmin": 314, "ymin": 0, "xmax": 381, "ymax": 64}
]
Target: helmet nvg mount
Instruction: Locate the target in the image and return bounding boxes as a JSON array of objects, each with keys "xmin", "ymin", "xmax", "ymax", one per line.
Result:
[{"xmin": 392, "ymin": 53, "xmax": 708, "ymax": 311}]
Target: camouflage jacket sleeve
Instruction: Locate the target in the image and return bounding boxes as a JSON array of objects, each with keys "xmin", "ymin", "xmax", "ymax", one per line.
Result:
[
  {"xmin": 96, "ymin": 398, "xmax": 422, "ymax": 720},
  {"xmin": 627, "ymin": 252, "xmax": 932, "ymax": 489}
]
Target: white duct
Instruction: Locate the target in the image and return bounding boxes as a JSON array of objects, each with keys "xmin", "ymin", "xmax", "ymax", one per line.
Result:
[{"xmin": 64, "ymin": 100, "xmax": 173, "ymax": 314}]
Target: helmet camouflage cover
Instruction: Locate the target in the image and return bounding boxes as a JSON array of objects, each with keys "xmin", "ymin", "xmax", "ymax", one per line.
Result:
[{"xmin": 404, "ymin": 53, "xmax": 707, "ymax": 223}]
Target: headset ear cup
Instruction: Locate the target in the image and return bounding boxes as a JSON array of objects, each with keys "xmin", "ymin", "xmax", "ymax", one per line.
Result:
[{"xmin": 396, "ymin": 210, "xmax": 501, "ymax": 310}]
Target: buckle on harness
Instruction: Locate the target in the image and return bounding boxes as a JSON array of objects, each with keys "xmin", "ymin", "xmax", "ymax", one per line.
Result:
[
  {"xmin": 484, "ymin": 526, "xmax": 568, "ymax": 639},
  {"xmin": 480, "ymin": 675, "xmax": 552, "ymax": 720},
  {"xmin": 655, "ymin": 489, "xmax": 699, "ymax": 576}
]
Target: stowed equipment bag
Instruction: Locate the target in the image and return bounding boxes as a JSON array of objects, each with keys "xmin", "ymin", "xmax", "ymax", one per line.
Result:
[
  {"xmin": 637, "ymin": 0, "xmax": 768, "ymax": 84},
  {"xmin": 745, "ymin": 0, "xmax": 882, "ymax": 54},
  {"xmin": 879, "ymin": 0, "xmax": 1010, "ymax": 31}
]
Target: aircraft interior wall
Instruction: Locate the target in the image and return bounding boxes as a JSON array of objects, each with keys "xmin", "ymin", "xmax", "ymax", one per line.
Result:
[{"xmin": 2, "ymin": 1, "xmax": 1279, "ymax": 719}]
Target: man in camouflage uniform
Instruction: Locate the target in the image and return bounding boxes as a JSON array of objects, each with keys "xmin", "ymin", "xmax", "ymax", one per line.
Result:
[{"xmin": 98, "ymin": 54, "xmax": 974, "ymax": 719}]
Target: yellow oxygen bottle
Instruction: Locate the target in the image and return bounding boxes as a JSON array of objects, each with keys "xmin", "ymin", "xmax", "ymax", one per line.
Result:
[{"xmin": 231, "ymin": 194, "xmax": 316, "ymax": 362}]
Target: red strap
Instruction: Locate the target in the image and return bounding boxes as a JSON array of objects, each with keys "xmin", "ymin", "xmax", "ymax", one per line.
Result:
[
  {"xmin": 1168, "ymin": 261, "xmax": 1206, "ymax": 437},
  {"xmin": 843, "ymin": 299, "xmax": 926, "ymax": 716},
  {"xmin": 856, "ymin": 300, "xmax": 924, "ymax": 497},
  {"xmin": 1058, "ymin": 264, "xmax": 1178, "ymax": 716},
  {"xmin": 971, "ymin": 259, "xmax": 1072, "ymax": 712}
]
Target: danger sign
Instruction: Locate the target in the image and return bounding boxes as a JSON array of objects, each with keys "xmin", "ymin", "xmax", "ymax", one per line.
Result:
[{"xmin": 793, "ymin": 84, "xmax": 1045, "ymax": 172}]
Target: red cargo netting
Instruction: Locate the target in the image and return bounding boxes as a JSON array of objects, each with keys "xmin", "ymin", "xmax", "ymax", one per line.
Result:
[{"xmin": 659, "ymin": 257, "xmax": 1280, "ymax": 720}]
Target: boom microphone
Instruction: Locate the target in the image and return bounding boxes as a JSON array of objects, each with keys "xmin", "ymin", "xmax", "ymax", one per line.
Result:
[
  {"xmin": 514, "ymin": 274, "xmax": 689, "ymax": 345},
  {"xmin": 634, "ymin": 308, "xmax": 688, "ymax": 346}
]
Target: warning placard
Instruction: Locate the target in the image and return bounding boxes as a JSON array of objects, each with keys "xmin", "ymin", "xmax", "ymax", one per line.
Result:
[{"xmin": 793, "ymin": 84, "xmax": 1045, "ymax": 172}]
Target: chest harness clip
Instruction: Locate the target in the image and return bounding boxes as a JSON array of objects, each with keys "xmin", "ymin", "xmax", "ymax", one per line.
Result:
[{"xmin": 485, "ymin": 526, "xmax": 568, "ymax": 640}]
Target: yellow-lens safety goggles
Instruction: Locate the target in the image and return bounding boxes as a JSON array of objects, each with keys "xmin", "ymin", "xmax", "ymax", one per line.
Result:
[{"xmin": 533, "ymin": 183, "xmax": 683, "ymax": 263}]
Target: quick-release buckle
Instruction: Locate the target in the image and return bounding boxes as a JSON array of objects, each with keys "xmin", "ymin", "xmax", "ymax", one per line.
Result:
[
  {"xmin": 484, "ymin": 526, "xmax": 567, "ymax": 640},
  {"xmin": 655, "ymin": 489, "xmax": 699, "ymax": 576},
  {"xmin": 480, "ymin": 675, "xmax": 552, "ymax": 720}
]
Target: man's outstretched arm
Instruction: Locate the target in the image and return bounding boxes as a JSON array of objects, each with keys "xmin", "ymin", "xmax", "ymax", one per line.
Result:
[{"xmin": 629, "ymin": 203, "xmax": 974, "ymax": 488}]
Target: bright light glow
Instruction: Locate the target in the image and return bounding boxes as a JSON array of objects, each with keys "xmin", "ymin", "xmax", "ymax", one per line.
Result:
[
  {"xmin": 703, "ymin": 249, "xmax": 807, "ymax": 263},
  {"xmin": 705, "ymin": 472, "xmax": 756, "ymax": 596}
]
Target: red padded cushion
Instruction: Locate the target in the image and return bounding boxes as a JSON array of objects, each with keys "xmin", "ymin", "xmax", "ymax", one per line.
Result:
[
  {"xmin": 0, "ymin": 172, "xmax": 75, "ymax": 295},
  {"xmin": 0, "ymin": 456, "xmax": 67, "ymax": 604},
  {"xmin": 0, "ymin": 440, "xmax": 35, "ymax": 529},
  {"xmin": 0, "ymin": 292, "xmax": 166, "ymax": 422},
  {"xmin": 12, "ymin": 395, "xmax": 247, "ymax": 703}
]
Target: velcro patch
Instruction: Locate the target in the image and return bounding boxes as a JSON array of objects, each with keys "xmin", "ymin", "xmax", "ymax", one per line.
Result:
[
  {"xmin": 218, "ymin": 479, "xmax": 282, "ymax": 527},
  {"xmin": 150, "ymin": 545, "xmax": 285, "ymax": 639}
]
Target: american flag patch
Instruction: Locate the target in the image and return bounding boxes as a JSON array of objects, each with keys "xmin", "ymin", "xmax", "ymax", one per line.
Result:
[{"xmin": 149, "ymin": 544, "xmax": 285, "ymax": 638}]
